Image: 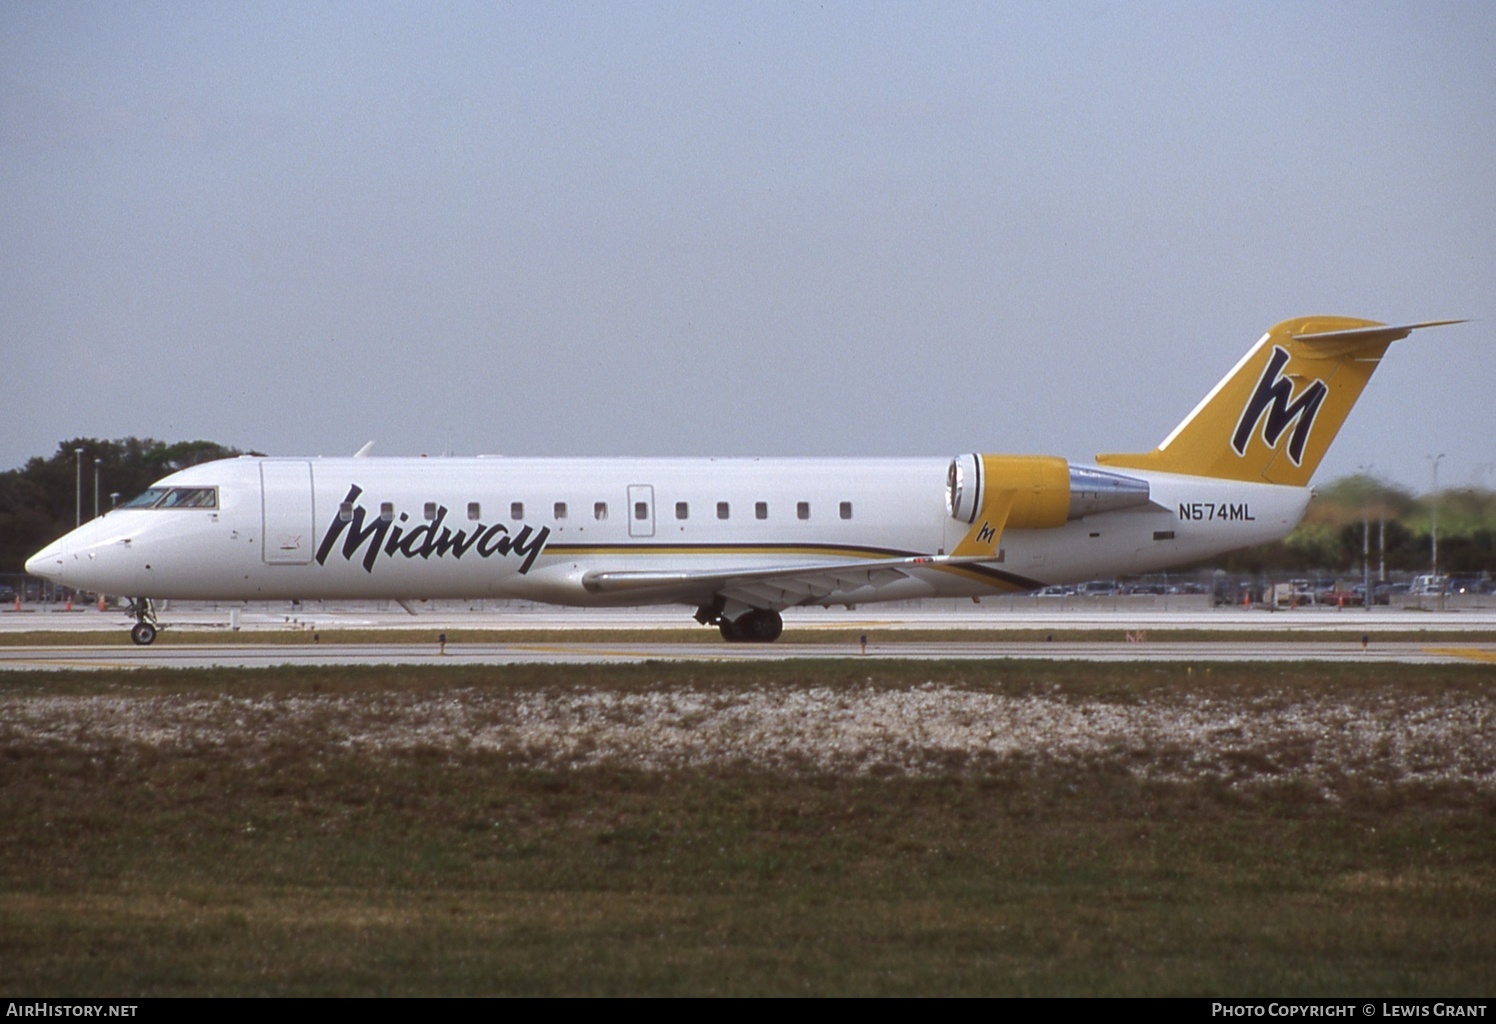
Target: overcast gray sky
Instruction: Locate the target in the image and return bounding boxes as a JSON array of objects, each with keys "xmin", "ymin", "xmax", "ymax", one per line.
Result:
[{"xmin": 3, "ymin": 1, "xmax": 1492, "ymax": 493}]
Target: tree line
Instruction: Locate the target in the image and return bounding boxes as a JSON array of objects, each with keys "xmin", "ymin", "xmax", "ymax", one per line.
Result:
[
  {"xmin": 0, "ymin": 438, "xmax": 244, "ymax": 576},
  {"xmin": 2, "ymin": 439, "xmax": 1492, "ymax": 578},
  {"xmin": 1217, "ymin": 474, "xmax": 1495, "ymax": 578}
]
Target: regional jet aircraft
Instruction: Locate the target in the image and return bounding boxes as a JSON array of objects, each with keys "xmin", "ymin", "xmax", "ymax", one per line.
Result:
[{"xmin": 26, "ymin": 316, "xmax": 1461, "ymax": 644}]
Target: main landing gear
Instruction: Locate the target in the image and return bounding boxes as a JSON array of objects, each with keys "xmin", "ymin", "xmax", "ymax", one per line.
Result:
[
  {"xmin": 720, "ymin": 609, "xmax": 783, "ymax": 642},
  {"xmin": 701, "ymin": 606, "xmax": 783, "ymax": 643},
  {"xmin": 128, "ymin": 598, "xmax": 160, "ymax": 646}
]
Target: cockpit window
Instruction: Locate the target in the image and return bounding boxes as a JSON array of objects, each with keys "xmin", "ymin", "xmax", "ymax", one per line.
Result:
[
  {"xmin": 157, "ymin": 487, "xmax": 218, "ymax": 509},
  {"xmin": 121, "ymin": 488, "xmax": 170, "ymax": 508},
  {"xmin": 120, "ymin": 486, "xmax": 218, "ymax": 510}
]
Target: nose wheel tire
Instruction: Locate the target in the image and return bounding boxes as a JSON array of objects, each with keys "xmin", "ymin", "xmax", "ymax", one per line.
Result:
[{"xmin": 130, "ymin": 622, "xmax": 158, "ymax": 646}]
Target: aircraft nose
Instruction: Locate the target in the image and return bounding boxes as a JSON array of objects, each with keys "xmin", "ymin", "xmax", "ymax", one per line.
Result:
[{"xmin": 25, "ymin": 537, "xmax": 68, "ymax": 582}]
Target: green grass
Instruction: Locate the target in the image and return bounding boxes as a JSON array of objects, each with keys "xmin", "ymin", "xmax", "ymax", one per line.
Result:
[{"xmin": 2, "ymin": 662, "xmax": 1493, "ymax": 995}]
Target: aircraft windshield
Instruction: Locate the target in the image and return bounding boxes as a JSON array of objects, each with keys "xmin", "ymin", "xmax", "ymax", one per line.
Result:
[
  {"xmin": 120, "ymin": 488, "xmax": 169, "ymax": 508},
  {"xmin": 119, "ymin": 486, "xmax": 218, "ymax": 510},
  {"xmin": 157, "ymin": 487, "xmax": 218, "ymax": 508}
]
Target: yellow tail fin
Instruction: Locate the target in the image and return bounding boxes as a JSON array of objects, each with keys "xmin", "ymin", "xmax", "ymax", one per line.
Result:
[{"xmin": 1096, "ymin": 316, "xmax": 1462, "ymax": 486}]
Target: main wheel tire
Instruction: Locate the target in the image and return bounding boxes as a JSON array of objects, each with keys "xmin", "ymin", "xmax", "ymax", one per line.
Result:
[
  {"xmin": 130, "ymin": 622, "xmax": 157, "ymax": 646},
  {"xmin": 722, "ymin": 609, "xmax": 782, "ymax": 643},
  {"xmin": 750, "ymin": 610, "xmax": 784, "ymax": 642}
]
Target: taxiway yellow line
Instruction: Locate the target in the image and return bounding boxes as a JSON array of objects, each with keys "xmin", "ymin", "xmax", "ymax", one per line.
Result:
[{"xmin": 1424, "ymin": 647, "xmax": 1496, "ymax": 663}]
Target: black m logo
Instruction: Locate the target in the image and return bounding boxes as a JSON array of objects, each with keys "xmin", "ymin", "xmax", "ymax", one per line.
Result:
[{"xmin": 1230, "ymin": 346, "xmax": 1328, "ymax": 467}]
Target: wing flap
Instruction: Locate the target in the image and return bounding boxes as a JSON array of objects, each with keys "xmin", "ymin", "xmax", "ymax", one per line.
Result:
[{"xmin": 582, "ymin": 554, "xmax": 986, "ymax": 609}]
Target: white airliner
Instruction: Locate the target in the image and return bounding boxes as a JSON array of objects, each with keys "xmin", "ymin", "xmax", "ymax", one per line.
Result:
[{"xmin": 27, "ymin": 316, "xmax": 1461, "ymax": 644}]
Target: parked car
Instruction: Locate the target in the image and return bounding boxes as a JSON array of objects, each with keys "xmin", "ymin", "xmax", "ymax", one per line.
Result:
[
  {"xmin": 1351, "ymin": 585, "xmax": 1391, "ymax": 606},
  {"xmin": 1409, "ymin": 575, "xmax": 1447, "ymax": 595}
]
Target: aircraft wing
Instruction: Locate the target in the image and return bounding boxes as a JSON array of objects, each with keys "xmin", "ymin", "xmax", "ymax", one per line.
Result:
[{"xmin": 581, "ymin": 553, "xmax": 1018, "ymax": 610}]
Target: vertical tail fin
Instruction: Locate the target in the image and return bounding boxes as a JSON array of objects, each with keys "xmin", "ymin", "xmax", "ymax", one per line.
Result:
[{"xmin": 1096, "ymin": 316, "xmax": 1462, "ymax": 486}]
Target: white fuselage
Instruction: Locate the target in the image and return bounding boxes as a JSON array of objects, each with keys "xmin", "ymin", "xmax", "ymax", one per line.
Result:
[{"xmin": 27, "ymin": 455, "xmax": 1310, "ymax": 610}]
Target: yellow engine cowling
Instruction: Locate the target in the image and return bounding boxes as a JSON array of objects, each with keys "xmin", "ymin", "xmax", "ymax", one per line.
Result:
[
  {"xmin": 947, "ymin": 455, "xmax": 1153, "ymax": 534},
  {"xmin": 946, "ymin": 454, "xmax": 1071, "ymax": 530}
]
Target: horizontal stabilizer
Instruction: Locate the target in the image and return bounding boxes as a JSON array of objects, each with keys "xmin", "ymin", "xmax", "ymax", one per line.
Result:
[{"xmin": 1292, "ymin": 319, "xmax": 1467, "ymax": 345}]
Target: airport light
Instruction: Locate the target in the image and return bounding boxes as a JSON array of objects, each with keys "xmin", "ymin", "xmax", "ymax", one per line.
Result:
[
  {"xmin": 74, "ymin": 447, "xmax": 83, "ymax": 528},
  {"xmin": 93, "ymin": 457, "xmax": 101, "ymax": 521}
]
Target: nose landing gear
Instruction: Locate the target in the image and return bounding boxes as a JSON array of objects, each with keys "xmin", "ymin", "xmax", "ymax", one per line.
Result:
[{"xmin": 127, "ymin": 598, "xmax": 160, "ymax": 646}]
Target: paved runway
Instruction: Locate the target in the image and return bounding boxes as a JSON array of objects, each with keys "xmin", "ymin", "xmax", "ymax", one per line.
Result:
[
  {"xmin": 3, "ymin": 638, "xmax": 1494, "ymax": 670},
  {"xmin": 5, "ymin": 598, "xmax": 1495, "ymax": 670},
  {"xmin": 5, "ymin": 596, "xmax": 1496, "ymax": 637}
]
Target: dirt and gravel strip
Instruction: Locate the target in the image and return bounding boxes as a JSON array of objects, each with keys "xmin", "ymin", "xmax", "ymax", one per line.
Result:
[{"xmin": 4, "ymin": 682, "xmax": 1491, "ymax": 785}]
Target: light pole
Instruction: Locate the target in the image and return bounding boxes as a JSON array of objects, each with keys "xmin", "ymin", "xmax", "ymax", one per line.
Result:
[
  {"xmin": 1378, "ymin": 501, "xmax": 1386, "ymax": 583},
  {"xmin": 1428, "ymin": 453, "xmax": 1445, "ymax": 582},
  {"xmin": 74, "ymin": 447, "xmax": 83, "ymax": 528},
  {"xmin": 1358, "ymin": 466, "xmax": 1372, "ymax": 610},
  {"xmin": 93, "ymin": 457, "xmax": 101, "ymax": 520}
]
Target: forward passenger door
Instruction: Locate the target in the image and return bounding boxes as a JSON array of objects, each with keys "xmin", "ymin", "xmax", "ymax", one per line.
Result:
[{"xmin": 261, "ymin": 460, "xmax": 316, "ymax": 564}]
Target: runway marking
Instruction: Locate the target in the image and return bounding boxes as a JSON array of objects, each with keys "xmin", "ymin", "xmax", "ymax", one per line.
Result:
[
  {"xmin": 505, "ymin": 644, "xmax": 759, "ymax": 662},
  {"xmin": 1424, "ymin": 647, "xmax": 1496, "ymax": 664},
  {"xmin": 5, "ymin": 658, "xmax": 142, "ymax": 670}
]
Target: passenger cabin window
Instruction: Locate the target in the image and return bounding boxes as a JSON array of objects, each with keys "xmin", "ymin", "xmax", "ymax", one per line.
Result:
[
  {"xmin": 554, "ymin": 502, "xmax": 568, "ymax": 520},
  {"xmin": 380, "ymin": 502, "xmax": 394, "ymax": 522},
  {"xmin": 339, "ymin": 501, "xmax": 354, "ymax": 523},
  {"xmin": 797, "ymin": 501, "xmax": 810, "ymax": 520},
  {"xmin": 467, "ymin": 502, "xmax": 481, "ymax": 521},
  {"xmin": 717, "ymin": 501, "xmax": 730, "ymax": 520},
  {"xmin": 511, "ymin": 501, "xmax": 524, "ymax": 520},
  {"xmin": 840, "ymin": 501, "xmax": 853, "ymax": 520},
  {"xmin": 594, "ymin": 502, "xmax": 608, "ymax": 520},
  {"xmin": 675, "ymin": 501, "xmax": 689, "ymax": 520},
  {"xmin": 423, "ymin": 502, "xmax": 438, "ymax": 521},
  {"xmin": 755, "ymin": 501, "xmax": 768, "ymax": 520}
]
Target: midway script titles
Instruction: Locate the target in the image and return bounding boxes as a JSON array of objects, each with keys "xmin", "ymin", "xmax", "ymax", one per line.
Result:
[{"xmin": 314, "ymin": 485, "xmax": 550, "ymax": 574}]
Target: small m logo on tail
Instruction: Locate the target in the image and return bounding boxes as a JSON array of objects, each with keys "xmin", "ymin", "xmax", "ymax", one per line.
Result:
[{"xmin": 1231, "ymin": 346, "xmax": 1328, "ymax": 467}]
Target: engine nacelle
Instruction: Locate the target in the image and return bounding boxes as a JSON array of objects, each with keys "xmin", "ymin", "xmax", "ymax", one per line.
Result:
[{"xmin": 947, "ymin": 455, "xmax": 1152, "ymax": 527}]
